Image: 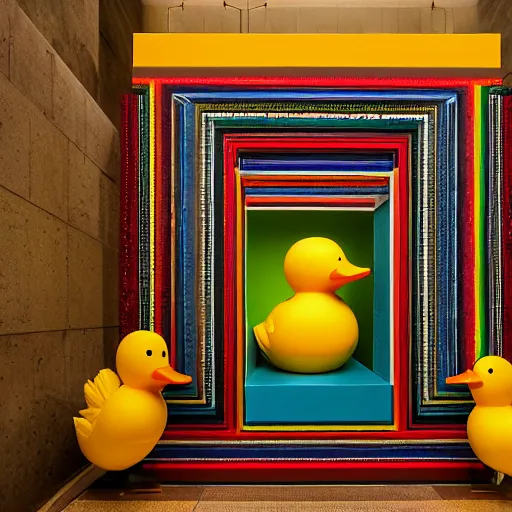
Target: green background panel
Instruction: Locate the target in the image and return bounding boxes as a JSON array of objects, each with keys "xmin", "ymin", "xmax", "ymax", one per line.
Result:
[{"xmin": 246, "ymin": 209, "xmax": 375, "ymax": 369}]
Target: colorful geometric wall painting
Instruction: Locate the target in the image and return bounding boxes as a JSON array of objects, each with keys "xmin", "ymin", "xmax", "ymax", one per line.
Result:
[{"xmin": 122, "ymin": 33, "xmax": 510, "ymax": 483}]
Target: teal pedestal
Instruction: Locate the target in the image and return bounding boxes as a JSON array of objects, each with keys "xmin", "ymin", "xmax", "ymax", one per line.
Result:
[{"xmin": 245, "ymin": 357, "xmax": 393, "ymax": 425}]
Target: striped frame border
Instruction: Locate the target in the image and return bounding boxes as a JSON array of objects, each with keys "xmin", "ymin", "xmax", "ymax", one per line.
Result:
[
  {"xmin": 170, "ymin": 93, "xmax": 463, "ymax": 425},
  {"xmin": 123, "ymin": 79, "xmax": 506, "ymax": 446}
]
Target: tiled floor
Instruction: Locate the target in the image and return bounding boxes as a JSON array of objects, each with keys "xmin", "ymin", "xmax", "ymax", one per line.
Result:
[{"xmin": 64, "ymin": 485, "xmax": 512, "ymax": 511}]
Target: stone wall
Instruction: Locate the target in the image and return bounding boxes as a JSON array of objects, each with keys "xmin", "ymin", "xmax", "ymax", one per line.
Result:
[
  {"xmin": 13, "ymin": 0, "xmax": 143, "ymax": 129},
  {"xmin": 143, "ymin": 4, "xmax": 480, "ymax": 34},
  {"xmin": 0, "ymin": 0, "xmax": 140, "ymax": 510},
  {"xmin": 100, "ymin": 0, "xmax": 143, "ymax": 128},
  {"xmin": 15, "ymin": 0, "xmax": 100, "ymax": 99},
  {"xmin": 478, "ymin": 0, "xmax": 512, "ymax": 82}
]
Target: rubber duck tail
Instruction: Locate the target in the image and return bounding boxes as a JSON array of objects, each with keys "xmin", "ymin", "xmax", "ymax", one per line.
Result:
[
  {"xmin": 74, "ymin": 416, "xmax": 93, "ymax": 440},
  {"xmin": 254, "ymin": 322, "xmax": 271, "ymax": 356}
]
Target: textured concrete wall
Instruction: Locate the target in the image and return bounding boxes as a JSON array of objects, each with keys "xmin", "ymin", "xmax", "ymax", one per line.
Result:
[
  {"xmin": 0, "ymin": 0, "xmax": 126, "ymax": 510},
  {"xmin": 16, "ymin": 0, "xmax": 142, "ymax": 129},
  {"xmin": 478, "ymin": 0, "xmax": 512, "ymax": 82},
  {"xmin": 143, "ymin": 4, "xmax": 480, "ymax": 34},
  {"xmin": 100, "ymin": 0, "xmax": 143, "ymax": 129},
  {"xmin": 15, "ymin": 0, "xmax": 100, "ymax": 100}
]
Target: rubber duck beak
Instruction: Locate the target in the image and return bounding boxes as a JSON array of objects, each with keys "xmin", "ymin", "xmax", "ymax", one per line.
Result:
[
  {"xmin": 152, "ymin": 366, "xmax": 192, "ymax": 385},
  {"xmin": 330, "ymin": 260, "xmax": 371, "ymax": 286},
  {"xmin": 446, "ymin": 369, "xmax": 483, "ymax": 387}
]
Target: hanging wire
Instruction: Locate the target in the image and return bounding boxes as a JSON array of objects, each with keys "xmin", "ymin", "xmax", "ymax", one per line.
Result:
[
  {"xmin": 248, "ymin": 1, "xmax": 267, "ymax": 33},
  {"xmin": 224, "ymin": 0, "xmax": 267, "ymax": 33},
  {"xmin": 429, "ymin": 1, "xmax": 448, "ymax": 34},
  {"xmin": 167, "ymin": 2, "xmax": 185, "ymax": 33},
  {"xmin": 224, "ymin": 1, "xmax": 244, "ymax": 33}
]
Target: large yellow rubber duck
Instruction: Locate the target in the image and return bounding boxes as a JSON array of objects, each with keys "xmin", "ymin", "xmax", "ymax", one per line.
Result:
[
  {"xmin": 446, "ymin": 355, "xmax": 512, "ymax": 477},
  {"xmin": 73, "ymin": 330, "xmax": 192, "ymax": 471},
  {"xmin": 253, "ymin": 237, "xmax": 370, "ymax": 374}
]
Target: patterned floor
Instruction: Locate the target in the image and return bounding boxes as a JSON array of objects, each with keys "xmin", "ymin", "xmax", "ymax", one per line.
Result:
[{"xmin": 64, "ymin": 485, "xmax": 512, "ymax": 511}]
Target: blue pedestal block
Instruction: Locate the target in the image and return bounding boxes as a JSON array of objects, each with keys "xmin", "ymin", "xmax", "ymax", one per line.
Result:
[{"xmin": 245, "ymin": 357, "xmax": 393, "ymax": 425}]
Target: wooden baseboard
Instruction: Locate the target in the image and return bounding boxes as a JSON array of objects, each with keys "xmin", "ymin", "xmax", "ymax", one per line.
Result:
[{"xmin": 37, "ymin": 465, "xmax": 105, "ymax": 512}]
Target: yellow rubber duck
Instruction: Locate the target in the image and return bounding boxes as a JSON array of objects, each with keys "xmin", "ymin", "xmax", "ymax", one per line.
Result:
[
  {"xmin": 253, "ymin": 237, "xmax": 371, "ymax": 374},
  {"xmin": 73, "ymin": 330, "xmax": 192, "ymax": 471},
  {"xmin": 446, "ymin": 355, "xmax": 512, "ymax": 477}
]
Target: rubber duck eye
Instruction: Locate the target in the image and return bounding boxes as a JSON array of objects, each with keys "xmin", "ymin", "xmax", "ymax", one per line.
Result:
[
  {"xmin": 488, "ymin": 368, "xmax": 494, "ymax": 374},
  {"xmin": 162, "ymin": 351, "xmax": 166, "ymax": 358},
  {"xmin": 338, "ymin": 257, "xmax": 342, "ymax": 261},
  {"xmin": 146, "ymin": 350, "xmax": 153, "ymax": 356}
]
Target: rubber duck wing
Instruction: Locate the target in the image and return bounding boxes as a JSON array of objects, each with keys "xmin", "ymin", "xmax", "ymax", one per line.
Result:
[{"xmin": 74, "ymin": 369, "xmax": 121, "ymax": 438}]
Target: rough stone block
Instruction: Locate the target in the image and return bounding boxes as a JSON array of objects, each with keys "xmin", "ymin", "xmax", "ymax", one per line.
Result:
[
  {"xmin": 337, "ymin": 8, "xmax": 365, "ymax": 33},
  {"xmin": 265, "ymin": 7, "xmax": 298, "ymax": 33},
  {"xmin": 103, "ymin": 326, "xmax": 120, "ymax": 371},
  {"xmin": 9, "ymin": 3, "xmax": 53, "ymax": 117},
  {"xmin": 431, "ymin": 6, "xmax": 449, "ymax": 33},
  {"xmin": 68, "ymin": 227, "xmax": 103, "ymax": 329},
  {"xmin": 420, "ymin": 7, "xmax": 433, "ymax": 33},
  {"xmin": 143, "ymin": 5, "xmax": 168, "ymax": 32},
  {"xmin": 297, "ymin": 7, "xmax": 337, "ymax": 33},
  {"xmin": 69, "ymin": 143, "xmax": 119, "ymax": 247},
  {"xmin": 0, "ymin": 329, "xmax": 101, "ymax": 512},
  {"xmin": 68, "ymin": 143, "xmax": 102, "ymax": 241},
  {"xmin": 248, "ymin": 5, "xmax": 267, "ymax": 33},
  {"xmin": 85, "ymin": 95, "xmax": 120, "ymax": 183},
  {"xmin": 0, "ymin": 73, "xmax": 30, "ymax": 199},
  {"xmin": 97, "ymin": 33, "xmax": 125, "ymax": 129},
  {"xmin": 361, "ymin": 8, "xmax": 383, "ymax": 33},
  {"xmin": 100, "ymin": 175, "xmax": 120, "ymax": 249},
  {"xmin": 203, "ymin": 6, "xmax": 242, "ymax": 33},
  {"xmin": 79, "ymin": 0, "xmax": 100, "ymax": 75},
  {"xmin": 445, "ymin": 8, "xmax": 454, "ymax": 34},
  {"xmin": 398, "ymin": 8, "xmax": 421, "ymax": 33},
  {"xmin": 0, "ymin": 332, "xmax": 56, "ymax": 512},
  {"xmin": 453, "ymin": 6, "xmax": 478, "ymax": 33},
  {"xmin": 0, "ymin": 189, "xmax": 67, "ymax": 335},
  {"xmin": 168, "ymin": 6, "xmax": 206, "ymax": 32},
  {"xmin": 381, "ymin": 8, "xmax": 399, "ymax": 33},
  {"xmin": 99, "ymin": 0, "xmax": 141, "ymax": 129},
  {"xmin": 0, "ymin": 0, "xmax": 10, "ymax": 78},
  {"xmin": 16, "ymin": 0, "xmax": 99, "ymax": 100},
  {"xmin": 53, "ymin": 54, "xmax": 87, "ymax": 151},
  {"xmin": 103, "ymin": 245, "xmax": 119, "ymax": 328},
  {"xmin": 64, "ymin": 328, "xmax": 104, "ymax": 411},
  {"xmin": 29, "ymin": 109, "xmax": 69, "ymax": 221}
]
